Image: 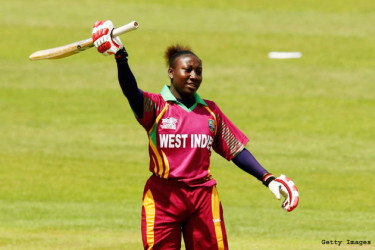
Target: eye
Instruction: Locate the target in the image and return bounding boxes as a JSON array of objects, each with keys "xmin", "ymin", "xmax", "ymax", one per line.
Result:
[{"xmin": 183, "ymin": 67, "xmax": 193, "ymax": 72}]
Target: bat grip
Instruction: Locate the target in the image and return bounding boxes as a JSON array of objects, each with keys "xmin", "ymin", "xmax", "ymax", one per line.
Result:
[{"xmin": 112, "ymin": 21, "xmax": 139, "ymax": 37}]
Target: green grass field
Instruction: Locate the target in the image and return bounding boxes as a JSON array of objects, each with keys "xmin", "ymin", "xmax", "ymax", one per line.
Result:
[{"xmin": 1, "ymin": 0, "xmax": 374, "ymax": 249}]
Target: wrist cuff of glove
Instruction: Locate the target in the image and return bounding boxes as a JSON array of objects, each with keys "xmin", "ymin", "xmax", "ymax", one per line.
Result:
[
  {"xmin": 115, "ymin": 47, "xmax": 128, "ymax": 60},
  {"xmin": 262, "ymin": 173, "xmax": 275, "ymax": 187}
]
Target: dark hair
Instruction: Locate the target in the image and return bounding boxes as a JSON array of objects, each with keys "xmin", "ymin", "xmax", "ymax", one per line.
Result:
[{"xmin": 164, "ymin": 44, "xmax": 200, "ymax": 68}]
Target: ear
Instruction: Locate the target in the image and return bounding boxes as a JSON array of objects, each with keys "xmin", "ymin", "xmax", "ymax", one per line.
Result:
[{"xmin": 168, "ymin": 67, "xmax": 174, "ymax": 79}]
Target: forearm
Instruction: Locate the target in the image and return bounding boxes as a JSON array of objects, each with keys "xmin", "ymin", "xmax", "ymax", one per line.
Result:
[
  {"xmin": 232, "ymin": 148, "xmax": 269, "ymax": 181},
  {"xmin": 115, "ymin": 49, "xmax": 143, "ymax": 118}
]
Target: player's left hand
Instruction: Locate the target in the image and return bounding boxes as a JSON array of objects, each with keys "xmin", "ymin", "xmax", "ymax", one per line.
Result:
[
  {"xmin": 92, "ymin": 20, "xmax": 123, "ymax": 55},
  {"xmin": 268, "ymin": 174, "xmax": 299, "ymax": 212}
]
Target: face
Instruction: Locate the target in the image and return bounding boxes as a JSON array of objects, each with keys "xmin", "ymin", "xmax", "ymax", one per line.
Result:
[{"xmin": 168, "ymin": 54, "xmax": 202, "ymax": 100}]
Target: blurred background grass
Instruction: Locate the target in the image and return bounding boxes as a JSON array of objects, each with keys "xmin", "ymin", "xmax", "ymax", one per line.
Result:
[{"xmin": 0, "ymin": 0, "xmax": 374, "ymax": 249}]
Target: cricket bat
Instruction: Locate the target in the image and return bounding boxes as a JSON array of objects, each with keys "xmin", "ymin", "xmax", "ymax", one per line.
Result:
[{"xmin": 29, "ymin": 21, "xmax": 138, "ymax": 60}]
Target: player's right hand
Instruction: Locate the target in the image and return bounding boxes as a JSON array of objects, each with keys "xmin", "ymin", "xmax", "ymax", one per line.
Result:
[{"xmin": 92, "ymin": 20, "xmax": 123, "ymax": 55}]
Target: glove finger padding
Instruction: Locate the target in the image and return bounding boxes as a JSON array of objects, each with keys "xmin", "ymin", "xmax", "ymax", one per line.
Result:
[
  {"xmin": 275, "ymin": 175, "xmax": 299, "ymax": 212},
  {"xmin": 268, "ymin": 180, "xmax": 282, "ymax": 200},
  {"xmin": 92, "ymin": 20, "xmax": 123, "ymax": 55}
]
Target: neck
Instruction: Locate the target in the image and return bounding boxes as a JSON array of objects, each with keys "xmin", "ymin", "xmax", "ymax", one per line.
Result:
[
  {"xmin": 177, "ymin": 97, "xmax": 196, "ymax": 108},
  {"xmin": 170, "ymin": 85, "xmax": 195, "ymax": 101}
]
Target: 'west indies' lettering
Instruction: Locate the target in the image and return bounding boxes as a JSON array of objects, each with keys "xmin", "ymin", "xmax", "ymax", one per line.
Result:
[{"xmin": 159, "ymin": 134, "xmax": 213, "ymax": 151}]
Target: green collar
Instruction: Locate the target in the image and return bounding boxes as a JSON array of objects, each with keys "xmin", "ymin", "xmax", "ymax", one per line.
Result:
[{"xmin": 161, "ymin": 85, "xmax": 207, "ymax": 111}]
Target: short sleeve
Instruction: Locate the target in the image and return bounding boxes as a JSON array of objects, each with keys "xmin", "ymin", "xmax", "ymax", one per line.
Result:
[
  {"xmin": 136, "ymin": 91, "xmax": 165, "ymax": 132},
  {"xmin": 210, "ymin": 102, "xmax": 249, "ymax": 161}
]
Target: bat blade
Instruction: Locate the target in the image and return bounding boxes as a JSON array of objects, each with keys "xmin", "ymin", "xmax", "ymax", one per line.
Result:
[
  {"xmin": 29, "ymin": 21, "xmax": 138, "ymax": 61},
  {"xmin": 29, "ymin": 38, "xmax": 93, "ymax": 60}
]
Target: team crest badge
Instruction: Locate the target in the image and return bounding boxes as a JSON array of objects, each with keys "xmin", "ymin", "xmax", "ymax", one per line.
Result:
[
  {"xmin": 161, "ymin": 117, "xmax": 178, "ymax": 129},
  {"xmin": 208, "ymin": 119, "xmax": 215, "ymax": 133}
]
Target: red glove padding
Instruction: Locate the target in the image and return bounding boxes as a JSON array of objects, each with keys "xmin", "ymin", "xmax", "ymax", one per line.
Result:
[
  {"xmin": 92, "ymin": 20, "xmax": 123, "ymax": 55},
  {"xmin": 268, "ymin": 174, "xmax": 299, "ymax": 212}
]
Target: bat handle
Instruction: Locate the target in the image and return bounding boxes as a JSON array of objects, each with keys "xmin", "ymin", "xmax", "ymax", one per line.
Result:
[{"xmin": 112, "ymin": 21, "xmax": 139, "ymax": 37}]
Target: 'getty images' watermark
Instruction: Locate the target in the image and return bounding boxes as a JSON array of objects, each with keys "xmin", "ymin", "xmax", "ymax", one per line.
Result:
[{"xmin": 321, "ymin": 240, "xmax": 371, "ymax": 247}]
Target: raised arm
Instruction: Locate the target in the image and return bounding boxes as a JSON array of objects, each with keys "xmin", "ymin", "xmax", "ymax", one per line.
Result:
[
  {"xmin": 115, "ymin": 49, "xmax": 143, "ymax": 118},
  {"xmin": 92, "ymin": 20, "xmax": 144, "ymax": 118}
]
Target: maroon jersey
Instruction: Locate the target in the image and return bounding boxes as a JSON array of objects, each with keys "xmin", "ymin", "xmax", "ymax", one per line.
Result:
[{"xmin": 136, "ymin": 85, "xmax": 249, "ymax": 187}]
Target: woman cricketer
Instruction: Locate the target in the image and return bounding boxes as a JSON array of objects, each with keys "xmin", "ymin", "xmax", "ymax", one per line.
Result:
[{"xmin": 92, "ymin": 20, "xmax": 299, "ymax": 250}]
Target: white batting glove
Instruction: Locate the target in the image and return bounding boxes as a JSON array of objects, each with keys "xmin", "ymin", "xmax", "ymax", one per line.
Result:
[
  {"xmin": 92, "ymin": 20, "xmax": 123, "ymax": 55},
  {"xmin": 264, "ymin": 174, "xmax": 299, "ymax": 212}
]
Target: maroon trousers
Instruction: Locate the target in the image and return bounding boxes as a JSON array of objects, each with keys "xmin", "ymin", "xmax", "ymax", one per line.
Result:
[{"xmin": 141, "ymin": 175, "xmax": 229, "ymax": 250}]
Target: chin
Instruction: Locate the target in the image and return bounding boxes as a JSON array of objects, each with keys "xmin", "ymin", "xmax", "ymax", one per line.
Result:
[{"xmin": 185, "ymin": 88, "xmax": 197, "ymax": 95}]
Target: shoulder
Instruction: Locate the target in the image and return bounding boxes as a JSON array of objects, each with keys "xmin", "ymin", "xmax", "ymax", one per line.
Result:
[
  {"xmin": 203, "ymin": 99, "xmax": 218, "ymax": 110},
  {"xmin": 142, "ymin": 90, "xmax": 166, "ymax": 111},
  {"xmin": 142, "ymin": 90, "xmax": 164, "ymax": 103},
  {"xmin": 203, "ymin": 99, "xmax": 224, "ymax": 115},
  {"xmin": 141, "ymin": 90, "xmax": 160, "ymax": 99}
]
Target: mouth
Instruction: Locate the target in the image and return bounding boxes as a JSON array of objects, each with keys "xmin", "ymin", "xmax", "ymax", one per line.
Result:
[{"xmin": 186, "ymin": 82, "xmax": 199, "ymax": 91}]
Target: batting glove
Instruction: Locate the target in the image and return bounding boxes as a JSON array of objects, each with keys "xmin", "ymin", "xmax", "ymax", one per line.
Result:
[
  {"xmin": 92, "ymin": 20, "xmax": 123, "ymax": 55},
  {"xmin": 264, "ymin": 174, "xmax": 299, "ymax": 212}
]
